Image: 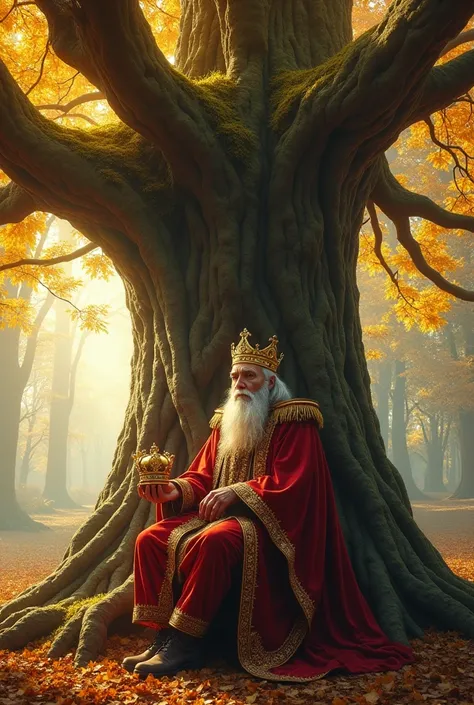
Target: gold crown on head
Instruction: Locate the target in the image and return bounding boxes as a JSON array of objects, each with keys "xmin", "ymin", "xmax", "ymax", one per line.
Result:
[
  {"xmin": 132, "ymin": 443, "xmax": 175, "ymax": 485},
  {"xmin": 230, "ymin": 328, "xmax": 283, "ymax": 373}
]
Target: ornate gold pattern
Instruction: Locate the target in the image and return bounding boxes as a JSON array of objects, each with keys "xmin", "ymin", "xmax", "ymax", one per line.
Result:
[
  {"xmin": 150, "ymin": 516, "xmax": 205, "ymax": 624},
  {"xmin": 133, "ymin": 444, "xmax": 175, "ymax": 484},
  {"xmin": 169, "ymin": 606, "xmax": 208, "ymax": 637},
  {"xmin": 213, "ymin": 447, "xmax": 253, "ymax": 489},
  {"xmin": 231, "ymin": 328, "xmax": 283, "ymax": 373},
  {"xmin": 231, "ymin": 484, "xmax": 315, "ymax": 625},
  {"xmin": 132, "ymin": 604, "xmax": 168, "ymax": 626},
  {"xmin": 252, "ymin": 419, "xmax": 277, "ymax": 477},
  {"xmin": 172, "ymin": 478, "xmax": 195, "ymax": 512},
  {"xmin": 235, "ymin": 517, "xmax": 309, "ymax": 680}
]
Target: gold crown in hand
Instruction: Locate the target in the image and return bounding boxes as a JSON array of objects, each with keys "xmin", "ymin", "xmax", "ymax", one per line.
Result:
[{"xmin": 133, "ymin": 444, "xmax": 175, "ymax": 485}]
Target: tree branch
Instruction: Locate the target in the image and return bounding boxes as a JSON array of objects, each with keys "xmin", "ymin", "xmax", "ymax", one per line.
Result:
[
  {"xmin": 0, "ymin": 242, "xmax": 97, "ymax": 273},
  {"xmin": 34, "ymin": 0, "xmax": 102, "ymax": 88},
  {"xmin": 0, "ymin": 183, "xmax": 37, "ymax": 224},
  {"xmin": 70, "ymin": 0, "xmax": 225, "ymax": 187},
  {"xmin": 25, "ymin": 40, "xmax": 50, "ymax": 97},
  {"xmin": 367, "ymin": 201, "xmax": 418, "ymax": 310},
  {"xmin": 372, "ymin": 160, "xmax": 474, "ymax": 302},
  {"xmin": 36, "ymin": 90, "xmax": 104, "ymax": 114},
  {"xmin": 415, "ymin": 48, "xmax": 474, "ymax": 120},
  {"xmin": 1, "ymin": 1, "xmax": 35, "ymax": 24},
  {"xmin": 424, "ymin": 115, "xmax": 474, "ymax": 197},
  {"xmin": 440, "ymin": 28, "xmax": 474, "ymax": 57},
  {"xmin": 52, "ymin": 111, "xmax": 98, "ymax": 126},
  {"xmin": 277, "ymin": 1, "xmax": 474, "ymax": 172},
  {"xmin": 0, "ymin": 56, "xmax": 151, "ymax": 236}
]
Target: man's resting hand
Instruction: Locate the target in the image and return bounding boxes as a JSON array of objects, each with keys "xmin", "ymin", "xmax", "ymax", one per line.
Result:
[
  {"xmin": 138, "ymin": 482, "xmax": 180, "ymax": 504},
  {"xmin": 199, "ymin": 487, "xmax": 238, "ymax": 522}
]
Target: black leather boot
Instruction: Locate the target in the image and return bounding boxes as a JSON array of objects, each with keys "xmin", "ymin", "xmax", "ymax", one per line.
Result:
[
  {"xmin": 134, "ymin": 627, "xmax": 204, "ymax": 678},
  {"xmin": 122, "ymin": 630, "xmax": 171, "ymax": 673}
]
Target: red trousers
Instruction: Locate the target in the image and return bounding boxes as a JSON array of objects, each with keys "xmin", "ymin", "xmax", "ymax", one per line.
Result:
[{"xmin": 133, "ymin": 515, "xmax": 244, "ymax": 637}]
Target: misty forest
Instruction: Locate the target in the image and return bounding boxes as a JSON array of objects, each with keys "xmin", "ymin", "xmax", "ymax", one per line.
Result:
[{"xmin": 0, "ymin": 0, "xmax": 474, "ymax": 703}]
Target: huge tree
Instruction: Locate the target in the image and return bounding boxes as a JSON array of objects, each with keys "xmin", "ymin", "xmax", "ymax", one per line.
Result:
[{"xmin": 1, "ymin": 0, "xmax": 474, "ymax": 668}]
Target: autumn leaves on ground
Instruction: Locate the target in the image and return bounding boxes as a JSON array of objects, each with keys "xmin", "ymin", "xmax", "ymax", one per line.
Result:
[{"xmin": 1, "ymin": 502, "xmax": 473, "ymax": 705}]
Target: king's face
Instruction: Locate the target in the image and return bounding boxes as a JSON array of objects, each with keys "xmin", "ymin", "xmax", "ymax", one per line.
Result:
[{"xmin": 230, "ymin": 363, "xmax": 269, "ymax": 399}]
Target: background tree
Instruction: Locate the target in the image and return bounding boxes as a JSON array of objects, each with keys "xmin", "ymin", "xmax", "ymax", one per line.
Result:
[
  {"xmin": 42, "ymin": 297, "xmax": 90, "ymax": 507},
  {"xmin": 0, "ymin": 0, "xmax": 474, "ymax": 669},
  {"xmin": 17, "ymin": 366, "xmax": 50, "ymax": 489},
  {"xmin": 0, "ymin": 215, "xmax": 55, "ymax": 530}
]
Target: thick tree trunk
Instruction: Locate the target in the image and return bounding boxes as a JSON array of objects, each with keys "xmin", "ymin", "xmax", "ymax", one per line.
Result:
[
  {"xmin": 392, "ymin": 360, "xmax": 425, "ymax": 500},
  {"xmin": 43, "ymin": 300, "xmax": 77, "ymax": 508},
  {"xmin": 1, "ymin": 0, "xmax": 474, "ymax": 669}
]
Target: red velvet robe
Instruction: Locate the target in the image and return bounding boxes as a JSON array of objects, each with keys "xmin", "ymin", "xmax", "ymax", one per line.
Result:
[{"xmin": 135, "ymin": 400, "xmax": 413, "ymax": 681}]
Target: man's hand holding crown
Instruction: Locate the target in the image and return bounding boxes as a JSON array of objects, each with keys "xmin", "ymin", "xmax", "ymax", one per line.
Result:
[{"xmin": 138, "ymin": 482, "xmax": 180, "ymax": 504}]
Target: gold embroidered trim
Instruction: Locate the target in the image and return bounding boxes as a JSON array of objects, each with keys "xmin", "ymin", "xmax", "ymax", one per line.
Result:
[
  {"xmin": 132, "ymin": 604, "xmax": 168, "ymax": 627},
  {"xmin": 209, "ymin": 409, "xmax": 223, "ymax": 428},
  {"xmin": 271, "ymin": 399, "xmax": 323, "ymax": 429},
  {"xmin": 235, "ymin": 517, "xmax": 308, "ymax": 679},
  {"xmin": 151, "ymin": 517, "xmax": 205, "ymax": 624},
  {"xmin": 169, "ymin": 607, "xmax": 208, "ymax": 637},
  {"xmin": 172, "ymin": 478, "xmax": 195, "ymax": 512},
  {"xmin": 252, "ymin": 419, "xmax": 276, "ymax": 478},
  {"xmin": 209, "ymin": 399, "xmax": 323, "ymax": 430},
  {"xmin": 231, "ymin": 484, "xmax": 315, "ymax": 625}
]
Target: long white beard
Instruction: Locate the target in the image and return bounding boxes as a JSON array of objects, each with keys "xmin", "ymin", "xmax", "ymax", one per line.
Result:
[{"xmin": 219, "ymin": 384, "xmax": 271, "ymax": 456}]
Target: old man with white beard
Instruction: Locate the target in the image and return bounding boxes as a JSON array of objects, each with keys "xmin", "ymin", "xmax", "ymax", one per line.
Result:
[{"xmin": 125, "ymin": 329, "xmax": 413, "ymax": 680}]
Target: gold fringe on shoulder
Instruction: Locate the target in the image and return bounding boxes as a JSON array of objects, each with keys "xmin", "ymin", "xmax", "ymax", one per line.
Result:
[
  {"xmin": 271, "ymin": 399, "xmax": 324, "ymax": 429},
  {"xmin": 210, "ymin": 401, "xmax": 323, "ymax": 429},
  {"xmin": 209, "ymin": 409, "xmax": 223, "ymax": 428}
]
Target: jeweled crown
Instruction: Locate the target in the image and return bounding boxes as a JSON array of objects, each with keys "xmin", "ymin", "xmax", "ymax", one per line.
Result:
[
  {"xmin": 132, "ymin": 443, "xmax": 175, "ymax": 485},
  {"xmin": 230, "ymin": 328, "xmax": 283, "ymax": 373}
]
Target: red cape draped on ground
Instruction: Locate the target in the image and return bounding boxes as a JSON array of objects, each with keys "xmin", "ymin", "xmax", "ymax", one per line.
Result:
[{"xmin": 157, "ymin": 405, "xmax": 413, "ymax": 680}]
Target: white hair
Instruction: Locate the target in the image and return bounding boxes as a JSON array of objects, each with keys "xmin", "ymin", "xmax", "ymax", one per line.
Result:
[
  {"xmin": 263, "ymin": 368, "xmax": 292, "ymax": 404},
  {"xmin": 218, "ymin": 369, "xmax": 292, "ymax": 456}
]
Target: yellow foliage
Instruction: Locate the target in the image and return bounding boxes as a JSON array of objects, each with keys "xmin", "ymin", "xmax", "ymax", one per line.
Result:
[
  {"xmin": 70, "ymin": 304, "xmax": 110, "ymax": 334},
  {"xmin": 0, "ymin": 295, "xmax": 35, "ymax": 333},
  {"xmin": 81, "ymin": 252, "xmax": 115, "ymax": 281},
  {"xmin": 385, "ymin": 279, "xmax": 453, "ymax": 333},
  {"xmin": 363, "ymin": 324, "xmax": 390, "ymax": 340},
  {"xmin": 365, "ymin": 348, "xmax": 385, "ymax": 361},
  {"xmin": 426, "ymin": 150, "xmax": 452, "ymax": 171}
]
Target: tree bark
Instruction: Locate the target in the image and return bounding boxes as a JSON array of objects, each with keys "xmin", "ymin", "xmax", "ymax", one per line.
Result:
[{"xmin": 1, "ymin": 0, "xmax": 474, "ymax": 668}]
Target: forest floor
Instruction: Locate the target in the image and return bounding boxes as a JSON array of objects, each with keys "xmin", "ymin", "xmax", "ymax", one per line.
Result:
[{"xmin": 0, "ymin": 499, "xmax": 473, "ymax": 705}]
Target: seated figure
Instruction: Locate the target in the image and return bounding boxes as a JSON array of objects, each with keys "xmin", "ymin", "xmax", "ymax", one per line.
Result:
[{"xmin": 123, "ymin": 329, "xmax": 413, "ymax": 680}]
